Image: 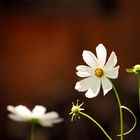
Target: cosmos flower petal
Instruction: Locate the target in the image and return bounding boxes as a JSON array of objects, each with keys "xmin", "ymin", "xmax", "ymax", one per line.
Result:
[
  {"xmin": 82, "ymin": 50, "xmax": 98, "ymax": 68},
  {"xmin": 75, "ymin": 77, "xmax": 94, "ymax": 92},
  {"xmin": 76, "ymin": 71, "xmax": 90, "ymax": 78},
  {"xmin": 7, "ymin": 105, "xmax": 32, "ymax": 118},
  {"xmin": 41, "ymin": 111, "xmax": 59, "ymax": 120},
  {"xmin": 85, "ymin": 79, "xmax": 101, "ymax": 98},
  {"xmin": 76, "ymin": 65, "xmax": 91, "ymax": 72},
  {"xmin": 39, "ymin": 122, "xmax": 53, "ymax": 127},
  {"xmin": 32, "ymin": 105, "xmax": 46, "ymax": 117},
  {"xmin": 96, "ymin": 44, "xmax": 107, "ymax": 67},
  {"xmin": 39, "ymin": 118, "xmax": 63, "ymax": 127},
  {"xmin": 50, "ymin": 118, "xmax": 63, "ymax": 123},
  {"xmin": 105, "ymin": 66, "xmax": 120, "ymax": 79},
  {"xmin": 105, "ymin": 51, "xmax": 117, "ymax": 69},
  {"xmin": 7, "ymin": 105, "xmax": 17, "ymax": 114},
  {"xmin": 76, "ymin": 65, "xmax": 92, "ymax": 77},
  {"xmin": 101, "ymin": 77, "xmax": 112, "ymax": 96},
  {"xmin": 39, "ymin": 116, "xmax": 63, "ymax": 127},
  {"xmin": 8, "ymin": 114, "xmax": 27, "ymax": 122},
  {"xmin": 15, "ymin": 105, "xmax": 32, "ymax": 118}
]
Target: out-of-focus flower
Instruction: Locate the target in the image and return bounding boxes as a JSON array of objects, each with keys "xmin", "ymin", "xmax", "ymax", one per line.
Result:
[
  {"xmin": 75, "ymin": 43, "xmax": 119, "ymax": 98},
  {"xmin": 7, "ymin": 105, "xmax": 63, "ymax": 127},
  {"xmin": 69, "ymin": 100, "xmax": 84, "ymax": 121},
  {"xmin": 126, "ymin": 64, "xmax": 140, "ymax": 74}
]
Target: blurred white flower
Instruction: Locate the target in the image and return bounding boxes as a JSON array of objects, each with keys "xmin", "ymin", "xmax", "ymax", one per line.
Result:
[
  {"xmin": 7, "ymin": 105, "xmax": 63, "ymax": 127},
  {"xmin": 75, "ymin": 43, "xmax": 119, "ymax": 98}
]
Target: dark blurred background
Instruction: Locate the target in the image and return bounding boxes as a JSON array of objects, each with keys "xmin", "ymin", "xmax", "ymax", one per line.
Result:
[{"xmin": 0, "ymin": 0, "xmax": 140, "ymax": 140}]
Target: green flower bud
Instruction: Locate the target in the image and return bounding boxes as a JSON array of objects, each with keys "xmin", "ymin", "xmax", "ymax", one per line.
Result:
[
  {"xmin": 69, "ymin": 100, "xmax": 84, "ymax": 121},
  {"xmin": 126, "ymin": 64, "xmax": 140, "ymax": 74}
]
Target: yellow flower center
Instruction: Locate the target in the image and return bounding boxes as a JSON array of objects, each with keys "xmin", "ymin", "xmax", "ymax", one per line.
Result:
[{"xmin": 95, "ymin": 68, "xmax": 104, "ymax": 77}]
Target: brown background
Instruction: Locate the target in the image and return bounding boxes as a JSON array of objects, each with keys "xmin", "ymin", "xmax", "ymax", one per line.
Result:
[{"xmin": 0, "ymin": 0, "xmax": 140, "ymax": 140}]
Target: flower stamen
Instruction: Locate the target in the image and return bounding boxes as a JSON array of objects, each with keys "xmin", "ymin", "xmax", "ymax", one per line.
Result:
[{"xmin": 95, "ymin": 68, "xmax": 104, "ymax": 77}]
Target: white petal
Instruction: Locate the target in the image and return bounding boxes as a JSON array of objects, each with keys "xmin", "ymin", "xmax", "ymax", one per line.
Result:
[
  {"xmin": 105, "ymin": 51, "xmax": 117, "ymax": 69},
  {"xmin": 7, "ymin": 105, "xmax": 32, "ymax": 121},
  {"xmin": 101, "ymin": 77, "xmax": 112, "ymax": 96},
  {"xmin": 32, "ymin": 105, "xmax": 46, "ymax": 117},
  {"xmin": 14, "ymin": 105, "xmax": 32, "ymax": 119},
  {"xmin": 85, "ymin": 79, "xmax": 101, "ymax": 98},
  {"xmin": 41, "ymin": 111, "xmax": 59, "ymax": 120},
  {"xmin": 76, "ymin": 65, "xmax": 92, "ymax": 77},
  {"xmin": 7, "ymin": 105, "xmax": 32, "ymax": 118},
  {"xmin": 39, "ymin": 118, "xmax": 63, "ymax": 127},
  {"xmin": 39, "ymin": 122, "xmax": 53, "ymax": 127},
  {"xmin": 96, "ymin": 44, "xmax": 107, "ymax": 67},
  {"xmin": 82, "ymin": 50, "xmax": 99, "ymax": 68},
  {"xmin": 105, "ymin": 66, "xmax": 120, "ymax": 79},
  {"xmin": 50, "ymin": 118, "xmax": 63, "ymax": 123},
  {"xmin": 7, "ymin": 105, "xmax": 16, "ymax": 114},
  {"xmin": 39, "ymin": 111, "xmax": 63, "ymax": 127},
  {"xmin": 75, "ymin": 77, "xmax": 94, "ymax": 92},
  {"xmin": 8, "ymin": 114, "xmax": 27, "ymax": 122}
]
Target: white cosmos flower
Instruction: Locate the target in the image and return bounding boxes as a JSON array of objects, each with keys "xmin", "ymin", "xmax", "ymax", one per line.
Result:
[
  {"xmin": 7, "ymin": 105, "xmax": 63, "ymax": 127},
  {"xmin": 75, "ymin": 43, "xmax": 119, "ymax": 98}
]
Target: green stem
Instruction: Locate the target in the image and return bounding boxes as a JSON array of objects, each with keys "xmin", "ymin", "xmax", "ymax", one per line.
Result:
[
  {"xmin": 112, "ymin": 83, "xmax": 123, "ymax": 140},
  {"xmin": 30, "ymin": 122, "xmax": 35, "ymax": 140},
  {"xmin": 79, "ymin": 112, "xmax": 112, "ymax": 140},
  {"xmin": 138, "ymin": 74, "xmax": 140, "ymax": 110},
  {"xmin": 117, "ymin": 106, "xmax": 137, "ymax": 136}
]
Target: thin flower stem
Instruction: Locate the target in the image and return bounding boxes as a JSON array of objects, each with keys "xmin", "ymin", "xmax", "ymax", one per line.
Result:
[
  {"xmin": 79, "ymin": 112, "xmax": 112, "ymax": 140},
  {"xmin": 138, "ymin": 74, "xmax": 140, "ymax": 110},
  {"xmin": 112, "ymin": 83, "xmax": 123, "ymax": 140},
  {"xmin": 30, "ymin": 122, "xmax": 35, "ymax": 140},
  {"xmin": 117, "ymin": 106, "xmax": 137, "ymax": 136}
]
